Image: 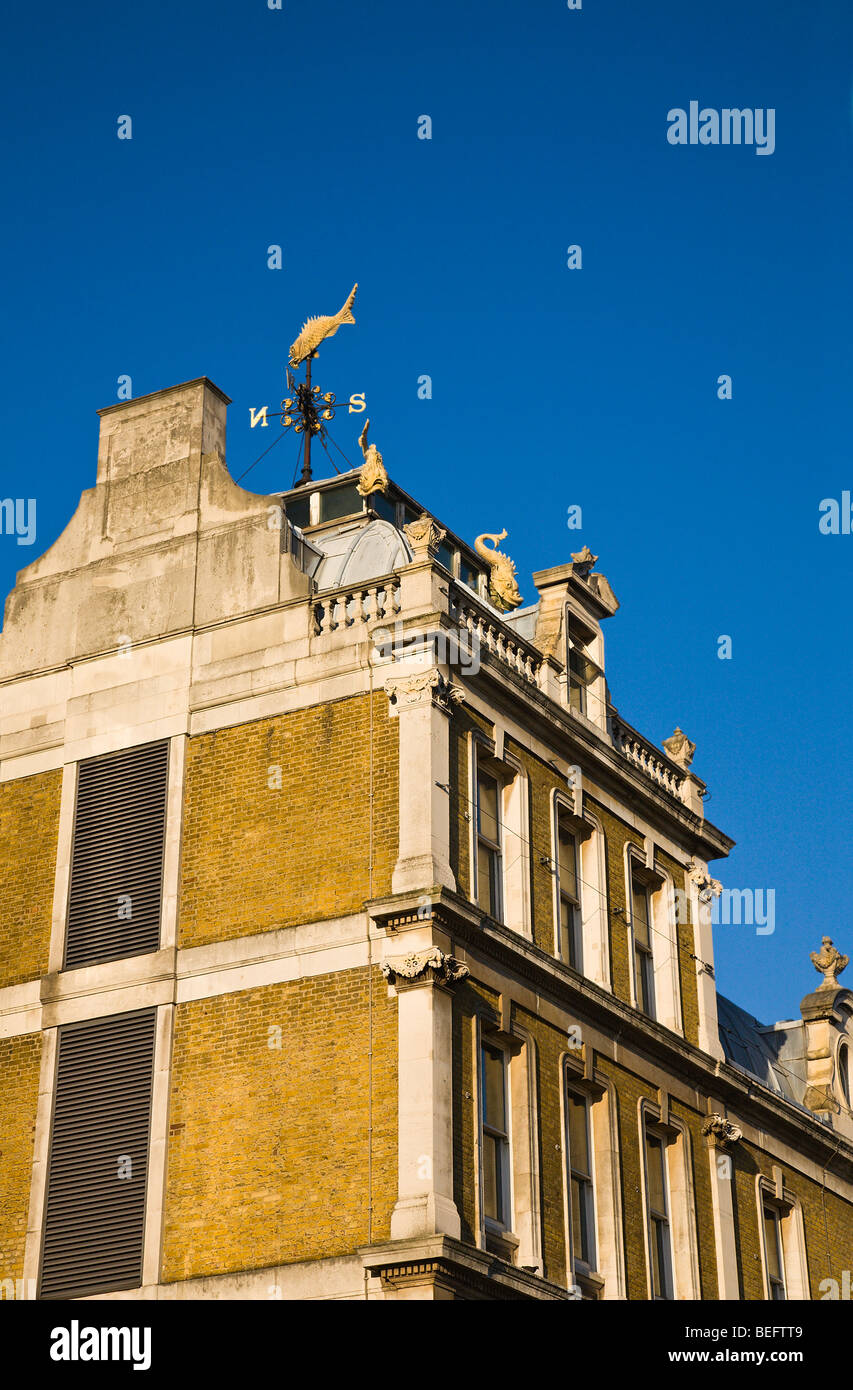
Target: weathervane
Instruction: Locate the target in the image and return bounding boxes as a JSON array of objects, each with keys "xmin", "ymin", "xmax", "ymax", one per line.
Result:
[{"xmin": 247, "ymin": 282, "xmax": 366, "ymax": 487}]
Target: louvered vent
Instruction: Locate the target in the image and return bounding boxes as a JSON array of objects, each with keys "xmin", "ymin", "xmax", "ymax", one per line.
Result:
[
  {"xmin": 39, "ymin": 1009, "xmax": 157, "ymax": 1299},
  {"xmin": 65, "ymin": 740, "xmax": 169, "ymax": 969}
]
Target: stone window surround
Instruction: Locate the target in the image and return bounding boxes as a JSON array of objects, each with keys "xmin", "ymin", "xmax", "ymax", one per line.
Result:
[
  {"xmin": 467, "ymin": 731, "xmax": 532, "ymax": 942},
  {"xmin": 623, "ymin": 842, "xmax": 683, "ymax": 1037},
  {"xmin": 755, "ymin": 1173, "xmax": 810, "ymax": 1301},
  {"xmin": 471, "ymin": 1011, "xmax": 542, "ymax": 1275},
  {"xmin": 27, "ymin": 732, "xmax": 188, "ymax": 1293},
  {"xmin": 47, "ymin": 733, "xmax": 187, "ymax": 974},
  {"xmin": 550, "ymin": 792, "xmax": 611, "ymax": 993},
  {"xmin": 638, "ymin": 1099, "xmax": 702, "ymax": 1300},
  {"xmin": 563, "ymin": 601, "xmax": 607, "ymax": 733},
  {"xmin": 838, "ymin": 1037, "xmax": 853, "ymax": 1110},
  {"xmin": 560, "ymin": 1053, "xmax": 625, "ymax": 1299}
]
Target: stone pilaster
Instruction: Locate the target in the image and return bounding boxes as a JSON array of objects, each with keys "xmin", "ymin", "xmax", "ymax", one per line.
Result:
[
  {"xmin": 383, "ymin": 948, "xmax": 468, "ymax": 1242},
  {"xmin": 385, "ymin": 671, "xmax": 461, "ymax": 895},
  {"xmin": 687, "ymin": 859, "xmax": 724, "ymax": 1061},
  {"xmin": 702, "ymin": 1112, "xmax": 742, "ymax": 1299}
]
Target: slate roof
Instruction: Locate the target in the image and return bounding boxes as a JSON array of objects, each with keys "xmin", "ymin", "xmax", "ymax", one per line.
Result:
[{"xmin": 716, "ymin": 993, "xmax": 807, "ymax": 1108}]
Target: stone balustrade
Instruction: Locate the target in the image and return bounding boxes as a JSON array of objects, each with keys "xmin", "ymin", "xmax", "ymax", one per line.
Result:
[
  {"xmin": 611, "ymin": 715, "xmax": 687, "ymax": 800},
  {"xmin": 448, "ymin": 585, "xmax": 542, "ymax": 686},
  {"xmin": 312, "ymin": 577, "xmax": 401, "ymax": 636}
]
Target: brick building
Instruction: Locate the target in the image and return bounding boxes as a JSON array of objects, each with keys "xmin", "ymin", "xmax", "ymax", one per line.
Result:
[{"xmin": 0, "ymin": 377, "xmax": 851, "ymax": 1301}]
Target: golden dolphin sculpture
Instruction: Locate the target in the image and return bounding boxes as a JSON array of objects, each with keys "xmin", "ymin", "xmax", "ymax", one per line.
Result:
[
  {"xmin": 474, "ymin": 530, "xmax": 523, "ymax": 612},
  {"xmin": 289, "ymin": 283, "xmax": 358, "ymax": 367}
]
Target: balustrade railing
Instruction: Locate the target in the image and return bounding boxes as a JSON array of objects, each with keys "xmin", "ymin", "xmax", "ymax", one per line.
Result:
[
  {"xmin": 611, "ymin": 715, "xmax": 686, "ymax": 800},
  {"xmin": 449, "ymin": 586, "xmax": 542, "ymax": 686},
  {"xmin": 312, "ymin": 577, "xmax": 401, "ymax": 636}
]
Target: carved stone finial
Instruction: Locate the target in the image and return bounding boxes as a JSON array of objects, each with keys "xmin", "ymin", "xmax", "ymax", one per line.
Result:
[
  {"xmin": 404, "ymin": 511, "xmax": 445, "ymax": 555},
  {"xmin": 381, "ymin": 947, "xmax": 470, "ymax": 989},
  {"xmin": 702, "ymin": 1114, "xmax": 742, "ymax": 1150},
  {"xmin": 356, "ymin": 418, "xmax": 389, "ymax": 496},
  {"xmin": 570, "ymin": 546, "xmax": 598, "ymax": 579},
  {"xmin": 809, "ymin": 936, "xmax": 849, "ymax": 991},
  {"xmin": 473, "ymin": 530, "xmax": 523, "ymax": 612},
  {"xmin": 663, "ymin": 727, "xmax": 696, "ymax": 769}
]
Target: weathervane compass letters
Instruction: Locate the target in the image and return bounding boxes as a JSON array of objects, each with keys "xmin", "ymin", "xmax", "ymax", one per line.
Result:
[{"xmin": 246, "ymin": 282, "xmax": 367, "ymax": 488}]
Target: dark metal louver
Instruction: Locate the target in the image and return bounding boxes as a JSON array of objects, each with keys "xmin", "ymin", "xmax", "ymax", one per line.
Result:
[
  {"xmin": 64, "ymin": 740, "xmax": 169, "ymax": 969},
  {"xmin": 39, "ymin": 1009, "xmax": 157, "ymax": 1299}
]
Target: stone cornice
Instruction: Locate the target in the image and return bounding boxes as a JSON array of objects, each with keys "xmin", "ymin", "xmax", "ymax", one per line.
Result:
[
  {"xmin": 366, "ymin": 888, "xmax": 853, "ymax": 1176},
  {"xmin": 359, "ymin": 1234, "xmax": 573, "ymax": 1301}
]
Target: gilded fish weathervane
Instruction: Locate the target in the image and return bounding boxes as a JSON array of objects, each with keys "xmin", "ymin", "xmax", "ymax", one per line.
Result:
[
  {"xmin": 247, "ymin": 282, "xmax": 366, "ymax": 487},
  {"xmin": 289, "ymin": 284, "xmax": 357, "ymax": 367}
]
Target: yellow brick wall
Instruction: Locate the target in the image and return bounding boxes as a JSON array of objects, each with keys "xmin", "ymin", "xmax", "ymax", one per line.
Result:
[
  {"xmin": 178, "ymin": 692, "xmax": 398, "ymax": 948},
  {"xmin": 0, "ymin": 770, "xmax": 61, "ymax": 989},
  {"xmin": 0, "ymin": 1033, "xmax": 42, "ymax": 1283},
  {"xmin": 161, "ymin": 967, "xmax": 397, "ymax": 1281}
]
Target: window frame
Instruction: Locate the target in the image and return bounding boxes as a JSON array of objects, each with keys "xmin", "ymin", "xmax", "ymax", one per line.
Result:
[
  {"xmin": 469, "ymin": 736, "xmax": 531, "ymax": 938},
  {"xmin": 761, "ymin": 1198, "xmax": 787, "ymax": 1301},
  {"xmin": 754, "ymin": 1177, "xmax": 809, "ymax": 1301},
  {"xmin": 643, "ymin": 1122, "xmax": 675, "ymax": 1300},
  {"xmin": 564, "ymin": 1083, "xmax": 597, "ymax": 1277},
  {"xmin": 838, "ymin": 1039, "xmax": 852, "ymax": 1109},
  {"xmin": 629, "ymin": 862, "xmax": 656, "ymax": 1019},
  {"xmin": 556, "ymin": 813, "xmax": 583, "ymax": 971},
  {"xmin": 479, "ymin": 1038, "xmax": 512, "ymax": 1232},
  {"xmin": 475, "ymin": 765, "xmax": 503, "ymax": 923},
  {"xmin": 565, "ymin": 608, "xmax": 602, "ymax": 720}
]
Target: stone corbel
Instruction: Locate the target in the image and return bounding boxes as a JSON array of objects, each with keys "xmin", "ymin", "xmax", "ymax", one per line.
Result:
[
  {"xmin": 688, "ymin": 858, "xmax": 723, "ymax": 902},
  {"xmin": 385, "ymin": 670, "xmax": 464, "ymax": 717},
  {"xmin": 702, "ymin": 1114, "xmax": 743, "ymax": 1151},
  {"xmin": 381, "ymin": 947, "xmax": 470, "ymax": 991}
]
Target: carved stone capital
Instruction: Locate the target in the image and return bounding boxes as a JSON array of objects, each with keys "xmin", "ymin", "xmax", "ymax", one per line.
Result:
[
  {"xmin": 381, "ymin": 947, "xmax": 470, "ymax": 991},
  {"xmin": 663, "ymin": 727, "xmax": 696, "ymax": 769},
  {"xmin": 404, "ymin": 512, "xmax": 446, "ymax": 556},
  {"xmin": 702, "ymin": 1114, "xmax": 743, "ymax": 1150},
  {"xmin": 385, "ymin": 670, "xmax": 464, "ymax": 716}
]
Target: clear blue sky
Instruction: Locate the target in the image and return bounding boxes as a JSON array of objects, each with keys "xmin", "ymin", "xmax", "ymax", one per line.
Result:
[{"xmin": 1, "ymin": 0, "xmax": 851, "ymax": 1025}]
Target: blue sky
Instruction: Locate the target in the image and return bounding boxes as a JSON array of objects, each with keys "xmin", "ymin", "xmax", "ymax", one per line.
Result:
[{"xmin": 1, "ymin": 0, "xmax": 851, "ymax": 1024}]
